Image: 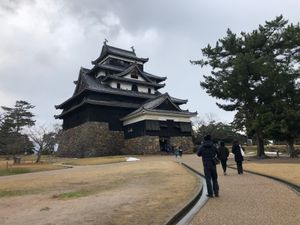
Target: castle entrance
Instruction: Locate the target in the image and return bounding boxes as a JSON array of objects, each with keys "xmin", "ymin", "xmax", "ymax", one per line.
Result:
[{"xmin": 159, "ymin": 137, "xmax": 171, "ymax": 153}]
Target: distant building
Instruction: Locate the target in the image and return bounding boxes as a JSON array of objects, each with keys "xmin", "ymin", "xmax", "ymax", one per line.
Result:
[{"xmin": 55, "ymin": 43, "xmax": 197, "ymax": 157}]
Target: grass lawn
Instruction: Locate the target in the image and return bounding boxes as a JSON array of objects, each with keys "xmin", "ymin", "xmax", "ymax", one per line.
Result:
[
  {"xmin": 243, "ymin": 160, "xmax": 300, "ymax": 186},
  {"xmin": 0, "ymin": 160, "xmax": 200, "ymax": 225},
  {"xmin": 241, "ymin": 145, "xmax": 300, "ymax": 154},
  {"xmin": 60, "ymin": 155, "xmax": 126, "ymax": 165},
  {"xmin": 0, "ymin": 163, "xmax": 67, "ymax": 176},
  {"xmin": 0, "ymin": 155, "xmax": 128, "ymax": 176}
]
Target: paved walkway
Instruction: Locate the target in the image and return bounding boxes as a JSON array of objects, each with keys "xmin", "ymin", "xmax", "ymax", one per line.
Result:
[{"xmin": 180, "ymin": 154, "xmax": 300, "ymax": 225}]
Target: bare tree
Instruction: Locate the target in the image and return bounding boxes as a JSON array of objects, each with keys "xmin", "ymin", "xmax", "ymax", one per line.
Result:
[{"xmin": 28, "ymin": 125, "xmax": 58, "ymax": 163}]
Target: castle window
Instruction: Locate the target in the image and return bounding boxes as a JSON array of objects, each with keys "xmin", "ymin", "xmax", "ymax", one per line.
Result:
[
  {"xmin": 131, "ymin": 70, "xmax": 138, "ymax": 79},
  {"xmin": 117, "ymin": 83, "xmax": 121, "ymax": 89},
  {"xmin": 146, "ymin": 121, "xmax": 160, "ymax": 131},
  {"xmin": 148, "ymin": 88, "xmax": 151, "ymax": 94},
  {"xmin": 180, "ymin": 123, "xmax": 192, "ymax": 132},
  {"xmin": 132, "ymin": 84, "xmax": 138, "ymax": 92}
]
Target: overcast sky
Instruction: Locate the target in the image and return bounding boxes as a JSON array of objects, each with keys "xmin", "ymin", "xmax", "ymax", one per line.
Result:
[{"xmin": 0, "ymin": 0, "xmax": 299, "ymax": 127}]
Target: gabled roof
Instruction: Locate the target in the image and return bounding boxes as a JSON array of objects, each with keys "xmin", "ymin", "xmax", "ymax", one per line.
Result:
[
  {"xmin": 121, "ymin": 93, "xmax": 197, "ymax": 121},
  {"xmin": 90, "ymin": 64, "xmax": 167, "ymax": 83},
  {"xmin": 73, "ymin": 67, "xmax": 91, "ymax": 95},
  {"xmin": 55, "ymin": 99, "xmax": 140, "ymax": 119},
  {"xmin": 92, "ymin": 64, "xmax": 124, "ymax": 73},
  {"xmin": 103, "ymin": 64, "xmax": 153, "ymax": 82},
  {"xmin": 55, "ymin": 67, "xmax": 186, "ymax": 110},
  {"xmin": 143, "ymin": 71, "xmax": 167, "ymax": 82},
  {"xmin": 103, "ymin": 76, "xmax": 165, "ymax": 89},
  {"xmin": 139, "ymin": 93, "xmax": 182, "ymax": 111},
  {"xmin": 100, "ymin": 64, "xmax": 165, "ymax": 89},
  {"xmin": 92, "ymin": 44, "xmax": 149, "ymax": 65}
]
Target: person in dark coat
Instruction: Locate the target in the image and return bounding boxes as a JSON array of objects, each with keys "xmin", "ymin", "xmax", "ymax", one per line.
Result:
[
  {"xmin": 197, "ymin": 135, "xmax": 219, "ymax": 197},
  {"xmin": 178, "ymin": 146, "xmax": 183, "ymax": 157},
  {"xmin": 218, "ymin": 141, "xmax": 229, "ymax": 175},
  {"xmin": 232, "ymin": 140, "xmax": 244, "ymax": 174}
]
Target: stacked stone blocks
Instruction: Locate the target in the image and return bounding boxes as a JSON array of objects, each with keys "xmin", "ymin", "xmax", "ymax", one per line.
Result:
[{"xmin": 57, "ymin": 122, "xmax": 194, "ymax": 157}]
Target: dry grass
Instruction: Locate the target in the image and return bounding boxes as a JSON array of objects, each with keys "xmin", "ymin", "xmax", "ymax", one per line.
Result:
[
  {"xmin": 243, "ymin": 162, "xmax": 300, "ymax": 186},
  {"xmin": 60, "ymin": 156, "xmax": 126, "ymax": 165},
  {"xmin": 0, "ymin": 155, "xmax": 127, "ymax": 177},
  {"xmin": 0, "ymin": 162, "xmax": 66, "ymax": 177},
  {"xmin": 0, "ymin": 155, "xmax": 126, "ymax": 166},
  {"xmin": 242, "ymin": 145, "xmax": 300, "ymax": 153},
  {"xmin": 0, "ymin": 160, "xmax": 200, "ymax": 225}
]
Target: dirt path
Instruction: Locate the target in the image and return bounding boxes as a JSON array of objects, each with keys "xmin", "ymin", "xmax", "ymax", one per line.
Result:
[{"xmin": 181, "ymin": 154, "xmax": 300, "ymax": 225}]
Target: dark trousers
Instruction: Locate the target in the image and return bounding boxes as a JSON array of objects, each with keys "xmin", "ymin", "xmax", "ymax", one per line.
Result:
[
  {"xmin": 236, "ymin": 161, "xmax": 243, "ymax": 174},
  {"xmin": 204, "ymin": 165, "xmax": 219, "ymax": 195},
  {"xmin": 221, "ymin": 160, "xmax": 227, "ymax": 173}
]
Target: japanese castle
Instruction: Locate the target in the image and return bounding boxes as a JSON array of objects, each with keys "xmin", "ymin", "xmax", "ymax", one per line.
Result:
[{"xmin": 55, "ymin": 42, "xmax": 197, "ymax": 157}]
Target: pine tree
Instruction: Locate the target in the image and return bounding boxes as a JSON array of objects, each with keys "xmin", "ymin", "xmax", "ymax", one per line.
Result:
[
  {"xmin": 192, "ymin": 16, "xmax": 300, "ymax": 157},
  {"xmin": 0, "ymin": 100, "xmax": 35, "ymax": 155}
]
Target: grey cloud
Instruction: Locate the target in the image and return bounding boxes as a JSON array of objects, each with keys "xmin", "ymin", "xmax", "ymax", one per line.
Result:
[
  {"xmin": 0, "ymin": 0, "xmax": 35, "ymax": 12},
  {"xmin": 1, "ymin": 0, "xmax": 300, "ymax": 126}
]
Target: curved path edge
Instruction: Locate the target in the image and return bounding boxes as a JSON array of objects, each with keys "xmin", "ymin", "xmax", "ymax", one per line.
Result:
[
  {"xmin": 228, "ymin": 166, "xmax": 300, "ymax": 195},
  {"xmin": 164, "ymin": 163, "xmax": 208, "ymax": 225}
]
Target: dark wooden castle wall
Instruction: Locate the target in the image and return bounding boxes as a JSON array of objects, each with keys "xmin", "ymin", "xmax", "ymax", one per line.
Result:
[
  {"xmin": 62, "ymin": 107, "xmax": 90, "ymax": 130},
  {"xmin": 124, "ymin": 120, "xmax": 192, "ymax": 139},
  {"xmin": 62, "ymin": 105, "xmax": 134, "ymax": 130},
  {"xmin": 62, "ymin": 91, "xmax": 150, "ymax": 113},
  {"xmin": 87, "ymin": 92, "xmax": 148, "ymax": 104}
]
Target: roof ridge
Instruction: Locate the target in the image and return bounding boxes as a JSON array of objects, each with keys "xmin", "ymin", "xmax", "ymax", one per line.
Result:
[
  {"xmin": 109, "ymin": 64, "xmax": 154, "ymax": 84},
  {"xmin": 106, "ymin": 44, "xmax": 136, "ymax": 55}
]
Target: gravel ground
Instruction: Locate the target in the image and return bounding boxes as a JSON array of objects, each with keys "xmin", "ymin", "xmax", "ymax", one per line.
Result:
[{"xmin": 181, "ymin": 154, "xmax": 300, "ymax": 225}]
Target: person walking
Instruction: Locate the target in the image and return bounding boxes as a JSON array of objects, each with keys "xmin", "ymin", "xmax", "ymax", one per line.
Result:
[
  {"xmin": 178, "ymin": 146, "xmax": 183, "ymax": 157},
  {"xmin": 197, "ymin": 135, "xmax": 219, "ymax": 197},
  {"xmin": 218, "ymin": 141, "xmax": 229, "ymax": 175},
  {"xmin": 174, "ymin": 146, "xmax": 180, "ymax": 158},
  {"xmin": 232, "ymin": 140, "xmax": 244, "ymax": 174}
]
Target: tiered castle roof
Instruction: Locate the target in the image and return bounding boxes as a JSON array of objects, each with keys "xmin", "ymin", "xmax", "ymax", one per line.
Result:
[{"xmin": 55, "ymin": 43, "xmax": 193, "ymax": 120}]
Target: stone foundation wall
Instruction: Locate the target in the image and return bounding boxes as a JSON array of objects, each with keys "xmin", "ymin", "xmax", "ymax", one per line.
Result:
[
  {"xmin": 123, "ymin": 136, "xmax": 160, "ymax": 155},
  {"xmin": 170, "ymin": 136, "xmax": 194, "ymax": 153},
  {"xmin": 57, "ymin": 122, "xmax": 194, "ymax": 157},
  {"xmin": 57, "ymin": 122, "xmax": 124, "ymax": 157}
]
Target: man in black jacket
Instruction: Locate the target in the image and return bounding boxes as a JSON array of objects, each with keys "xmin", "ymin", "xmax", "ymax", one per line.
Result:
[
  {"xmin": 232, "ymin": 140, "xmax": 244, "ymax": 174},
  {"xmin": 218, "ymin": 141, "xmax": 230, "ymax": 175},
  {"xmin": 197, "ymin": 135, "xmax": 219, "ymax": 197}
]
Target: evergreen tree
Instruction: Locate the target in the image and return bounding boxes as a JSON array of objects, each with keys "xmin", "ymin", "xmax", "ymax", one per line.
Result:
[
  {"xmin": 193, "ymin": 119, "xmax": 245, "ymax": 145},
  {"xmin": 0, "ymin": 100, "xmax": 35, "ymax": 155},
  {"xmin": 1, "ymin": 100, "xmax": 35, "ymax": 133},
  {"xmin": 192, "ymin": 16, "xmax": 300, "ymax": 157}
]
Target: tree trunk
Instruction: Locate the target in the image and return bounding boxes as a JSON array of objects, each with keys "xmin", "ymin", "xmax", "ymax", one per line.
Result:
[
  {"xmin": 35, "ymin": 153, "xmax": 41, "ymax": 163},
  {"xmin": 256, "ymin": 133, "xmax": 266, "ymax": 158},
  {"xmin": 35, "ymin": 147, "xmax": 42, "ymax": 163},
  {"xmin": 287, "ymin": 138, "xmax": 296, "ymax": 158}
]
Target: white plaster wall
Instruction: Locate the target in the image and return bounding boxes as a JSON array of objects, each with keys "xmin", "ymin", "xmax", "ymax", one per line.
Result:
[
  {"xmin": 138, "ymin": 85, "xmax": 154, "ymax": 93},
  {"xmin": 109, "ymin": 81, "xmax": 153, "ymax": 93},
  {"xmin": 110, "ymin": 81, "xmax": 117, "ymax": 88},
  {"xmin": 109, "ymin": 81, "xmax": 131, "ymax": 90},
  {"xmin": 138, "ymin": 85, "xmax": 147, "ymax": 93},
  {"xmin": 123, "ymin": 114, "xmax": 192, "ymax": 126},
  {"xmin": 121, "ymin": 82, "xmax": 131, "ymax": 90}
]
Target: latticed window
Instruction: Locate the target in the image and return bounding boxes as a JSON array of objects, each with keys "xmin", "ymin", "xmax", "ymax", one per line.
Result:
[
  {"xmin": 146, "ymin": 121, "xmax": 160, "ymax": 131},
  {"xmin": 131, "ymin": 69, "xmax": 138, "ymax": 79},
  {"xmin": 131, "ymin": 84, "xmax": 138, "ymax": 92},
  {"xmin": 180, "ymin": 123, "xmax": 191, "ymax": 132}
]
